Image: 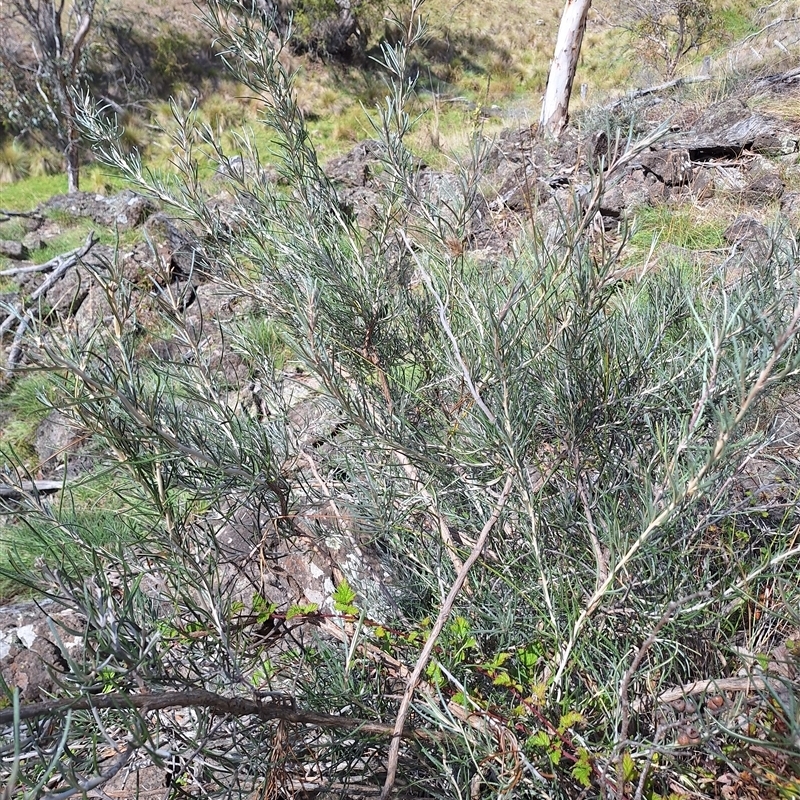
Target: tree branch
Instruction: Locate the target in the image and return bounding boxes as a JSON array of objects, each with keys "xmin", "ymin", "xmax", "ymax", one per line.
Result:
[
  {"xmin": 0, "ymin": 688, "xmax": 430, "ymax": 740},
  {"xmin": 380, "ymin": 473, "xmax": 515, "ymax": 799}
]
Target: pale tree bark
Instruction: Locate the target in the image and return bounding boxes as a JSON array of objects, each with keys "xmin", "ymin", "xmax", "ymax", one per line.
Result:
[
  {"xmin": 0, "ymin": 0, "xmax": 97, "ymax": 193},
  {"xmin": 540, "ymin": 0, "xmax": 593, "ymax": 138}
]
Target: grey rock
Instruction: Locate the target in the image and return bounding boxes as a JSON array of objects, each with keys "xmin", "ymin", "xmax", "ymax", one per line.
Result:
[
  {"xmin": 186, "ymin": 281, "xmax": 255, "ymax": 323},
  {"xmin": 640, "ymin": 149, "xmax": 692, "ymax": 186},
  {"xmin": 73, "ymin": 283, "xmax": 115, "ymax": 337},
  {"xmin": 672, "ymin": 100, "xmax": 786, "ymax": 159},
  {"xmin": 337, "ymin": 185, "xmax": 382, "ymax": 227},
  {"xmin": 780, "ymin": 191, "xmax": 800, "ymax": 226},
  {"xmin": 34, "ymin": 411, "xmax": 95, "ymax": 478},
  {"xmin": 742, "ymin": 172, "xmax": 784, "ymax": 204},
  {"xmin": 143, "ymin": 212, "xmax": 203, "ymax": 278},
  {"xmin": 41, "ymin": 262, "xmax": 92, "ymax": 317},
  {"xmin": 691, "ymin": 168, "xmax": 715, "ymax": 200},
  {"xmin": 324, "ymin": 139, "xmax": 382, "ymax": 187},
  {"xmin": 724, "ymin": 216, "xmax": 772, "ymax": 261},
  {"xmin": 42, "ymin": 189, "xmax": 156, "ymax": 231},
  {"xmin": 751, "ymin": 130, "xmax": 799, "ymax": 156},
  {"xmin": 35, "ymin": 410, "xmax": 77, "ymax": 466},
  {"xmin": 21, "ymin": 232, "xmax": 45, "ymax": 252},
  {"xmin": 105, "ymin": 190, "xmax": 157, "ymax": 229},
  {"xmin": 0, "ymin": 600, "xmax": 84, "ymax": 702},
  {"xmin": 0, "ymin": 240, "xmax": 28, "ymax": 260},
  {"xmin": 215, "ymin": 154, "xmax": 278, "ymax": 185}
]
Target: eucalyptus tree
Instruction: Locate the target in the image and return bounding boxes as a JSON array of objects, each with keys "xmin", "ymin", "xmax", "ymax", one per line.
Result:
[{"xmin": 0, "ymin": 0, "xmax": 99, "ymax": 192}]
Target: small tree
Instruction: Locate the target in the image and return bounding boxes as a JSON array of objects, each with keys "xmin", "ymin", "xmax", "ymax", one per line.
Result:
[
  {"xmin": 0, "ymin": 0, "xmax": 99, "ymax": 192},
  {"xmin": 620, "ymin": 0, "xmax": 716, "ymax": 78}
]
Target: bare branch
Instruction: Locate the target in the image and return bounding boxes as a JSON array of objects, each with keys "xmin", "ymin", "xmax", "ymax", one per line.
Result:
[
  {"xmin": 0, "ymin": 688, "xmax": 432, "ymax": 740},
  {"xmin": 380, "ymin": 473, "xmax": 515, "ymax": 799}
]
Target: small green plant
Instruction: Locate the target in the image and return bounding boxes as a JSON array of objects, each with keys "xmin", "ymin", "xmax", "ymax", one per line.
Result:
[
  {"xmin": 286, "ymin": 602, "xmax": 320, "ymax": 620},
  {"xmin": 332, "ymin": 577, "xmax": 359, "ymax": 614}
]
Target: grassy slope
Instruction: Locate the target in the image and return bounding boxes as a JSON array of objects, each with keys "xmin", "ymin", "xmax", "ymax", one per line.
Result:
[{"xmin": 1, "ymin": 0, "xmax": 760, "ymax": 208}]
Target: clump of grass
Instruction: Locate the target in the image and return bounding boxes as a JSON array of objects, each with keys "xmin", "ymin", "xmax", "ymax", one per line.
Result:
[
  {"xmin": 27, "ymin": 145, "xmax": 63, "ymax": 178},
  {"xmin": 231, "ymin": 314, "xmax": 292, "ymax": 372},
  {"xmin": 630, "ymin": 203, "xmax": 727, "ymax": 253},
  {"xmin": 0, "ymin": 374, "xmax": 56, "ymax": 460},
  {"xmin": 0, "ymin": 510, "xmax": 138, "ymax": 602},
  {"xmin": 82, "ymin": 165, "xmax": 131, "ymax": 194},
  {"xmin": 200, "ymin": 91, "xmax": 250, "ymax": 134},
  {"xmin": 0, "ymin": 140, "xmax": 30, "ymax": 184},
  {"xmin": 0, "ymin": 218, "xmax": 28, "ymax": 241}
]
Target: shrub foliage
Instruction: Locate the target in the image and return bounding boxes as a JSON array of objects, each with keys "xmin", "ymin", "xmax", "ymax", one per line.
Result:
[{"xmin": 2, "ymin": 1, "xmax": 800, "ymax": 798}]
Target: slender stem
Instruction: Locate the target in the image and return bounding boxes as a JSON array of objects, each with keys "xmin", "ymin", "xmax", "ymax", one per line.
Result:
[{"xmin": 380, "ymin": 473, "xmax": 514, "ymax": 799}]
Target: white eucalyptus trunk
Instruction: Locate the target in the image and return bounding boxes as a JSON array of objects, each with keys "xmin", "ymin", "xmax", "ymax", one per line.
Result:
[{"xmin": 540, "ymin": 0, "xmax": 593, "ymax": 137}]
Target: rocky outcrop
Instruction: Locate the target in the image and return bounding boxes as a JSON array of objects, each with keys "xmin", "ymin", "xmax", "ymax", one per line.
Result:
[{"xmin": 42, "ymin": 189, "xmax": 157, "ymax": 231}]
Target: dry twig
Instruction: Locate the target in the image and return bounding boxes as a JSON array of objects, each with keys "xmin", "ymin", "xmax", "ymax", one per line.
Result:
[{"xmin": 380, "ymin": 473, "xmax": 515, "ymax": 799}]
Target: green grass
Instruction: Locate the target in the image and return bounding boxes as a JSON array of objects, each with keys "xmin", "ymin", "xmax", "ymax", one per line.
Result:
[
  {"xmin": 0, "ymin": 167, "xmax": 130, "ymax": 213},
  {"xmin": 0, "ymin": 174, "xmax": 69, "ymax": 212},
  {"xmin": 0, "ymin": 509, "xmax": 139, "ymax": 601},
  {"xmin": 717, "ymin": 6, "xmax": 756, "ymax": 41},
  {"xmin": 232, "ymin": 315, "xmax": 292, "ymax": 372},
  {"xmin": 26, "ymin": 217, "xmax": 144, "ymax": 265},
  {"xmin": 0, "ymin": 218, "xmax": 28, "ymax": 241},
  {"xmin": 0, "ymin": 374, "xmax": 56, "ymax": 460},
  {"xmin": 629, "ymin": 204, "xmax": 727, "ymax": 252}
]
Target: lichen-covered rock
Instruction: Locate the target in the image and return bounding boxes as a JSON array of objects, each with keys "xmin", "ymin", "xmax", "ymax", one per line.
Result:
[
  {"xmin": 143, "ymin": 212, "xmax": 204, "ymax": 278},
  {"xmin": 0, "ymin": 600, "xmax": 84, "ymax": 702},
  {"xmin": 42, "ymin": 190, "xmax": 156, "ymax": 231},
  {"xmin": 724, "ymin": 216, "xmax": 772, "ymax": 261},
  {"xmin": 742, "ymin": 172, "xmax": 784, "ymax": 204},
  {"xmin": 0, "ymin": 240, "xmax": 27, "ymax": 260},
  {"xmin": 640, "ymin": 149, "xmax": 693, "ymax": 186}
]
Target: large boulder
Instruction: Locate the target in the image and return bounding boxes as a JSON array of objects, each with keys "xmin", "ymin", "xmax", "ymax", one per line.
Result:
[{"xmin": 667, "ymin": 99, "xmax": 798, "ymax": 160}]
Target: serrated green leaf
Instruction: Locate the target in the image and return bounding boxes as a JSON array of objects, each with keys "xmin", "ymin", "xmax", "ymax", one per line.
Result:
[
  {"xmin": 527, "ymin": 730, "xmax": 551, "ymax": 748},
  {"xmin": 571, "ymin": 748, "xmax": 592, "ymax": 788},
  {"xmin": 622, "ymin": 751, "xmax": 637, "ymax": 782}
]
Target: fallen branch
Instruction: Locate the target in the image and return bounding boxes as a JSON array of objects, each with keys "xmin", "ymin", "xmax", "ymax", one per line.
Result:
[
  {"xmin": 0, "ymin": 209, "xmax": 43, "ymax": 225},
  {"xmin": 3, "ymin": 309, "xmax": 33, "ymax": 379},
  {"xmin": 607, "ymin": 74, "xmax": 713, "ymax": 110},
  {"xmin": 0, "ymin": 232, "xmax": 98, "ymax": 338},
  {"xmin": 743, "ymin": 20, "xmax": 800, "ymax": 46},
  {"xmin": 380, "ymin": 473, "xmax": 515, "ymax": 800},
  {"xmin": 40, "ymin": 744, "xmax": 135, "ymax": 800},
  {"xmin": 0, "ymin": 260, "xmax": 79, "ymax": 278},
  {"xmin": 632, "ymin": 675, "xmax": 787, "ymax": 713},
  {"xmin": 0, "ymin": 480, "xmax": 66, "ymax": 500},
  {"xmin": 0, "ymin": 688, "xmax": 430, "ymax": 740}
]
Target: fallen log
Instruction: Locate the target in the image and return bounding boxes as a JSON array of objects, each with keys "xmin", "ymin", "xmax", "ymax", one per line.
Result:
[
  {"xmin": 0, "ymin": 480, "xmax": 65, "ymax": 500},
  {"xmin": 1, "ymin": 232, "xmax": 98, "ymax": 380}
]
